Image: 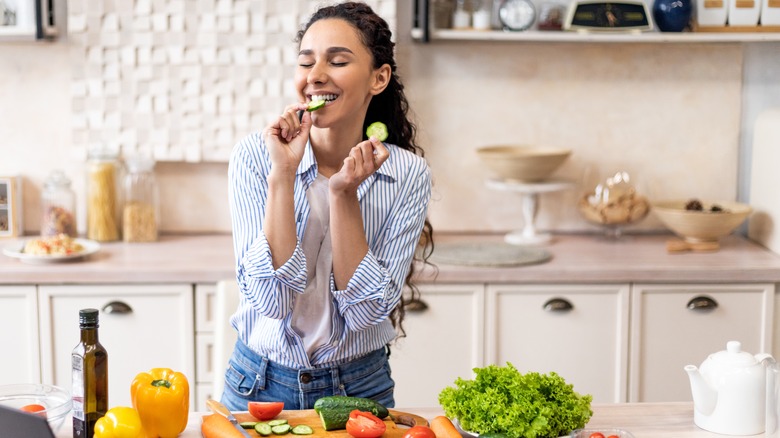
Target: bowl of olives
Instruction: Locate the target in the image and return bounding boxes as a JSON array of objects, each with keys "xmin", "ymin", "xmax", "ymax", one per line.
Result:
[{"xmin": 652, "ymin": 199, "xmax": 752, "ymax": 243}]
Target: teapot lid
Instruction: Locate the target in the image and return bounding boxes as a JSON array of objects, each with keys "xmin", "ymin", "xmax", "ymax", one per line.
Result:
[{"xmin": 706, "ymin": 341, "xmax": 758, "ymax": 368}]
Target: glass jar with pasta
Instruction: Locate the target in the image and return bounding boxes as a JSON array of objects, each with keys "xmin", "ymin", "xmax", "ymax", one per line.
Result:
[
  {"xmin": 86, "ymin": 149, "xmax": 121, "ymax": 242},
  {"xmin": 122, "ymin": 156, "xmax": 159, "ymax": 242}
]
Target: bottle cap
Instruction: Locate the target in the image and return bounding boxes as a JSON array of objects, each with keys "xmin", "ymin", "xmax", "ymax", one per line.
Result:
[{"xmin": 79, "ymin": 308, "xmax": 99, "ymax": 327}]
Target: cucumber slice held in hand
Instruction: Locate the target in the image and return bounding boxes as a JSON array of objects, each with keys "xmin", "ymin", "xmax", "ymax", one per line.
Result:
[
  {"xmin": 306, "ymin": 99, "xmax": 326, "ymax": 112},
  {"xmin": 366, "ymin": 121, "xmax": 389, "ymax": 142}
]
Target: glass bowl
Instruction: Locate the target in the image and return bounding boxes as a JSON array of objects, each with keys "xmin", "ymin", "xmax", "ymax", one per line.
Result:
[
  {"xmin": 570, "ymin": 428, "xmax": 636, "ymax": 438},
  {"xmin": 0, "ymin": 383, "xmax": 72, "ymax": 432}
]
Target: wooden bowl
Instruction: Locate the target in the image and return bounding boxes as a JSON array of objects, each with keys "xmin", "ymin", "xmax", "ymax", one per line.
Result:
[
  {"xmin": 652, "ymin": 200, "xmax": 752, "ymax": 243},
  {"xmin": 477, "ymin": 145, "xmax": 571, "ymax": 182}
]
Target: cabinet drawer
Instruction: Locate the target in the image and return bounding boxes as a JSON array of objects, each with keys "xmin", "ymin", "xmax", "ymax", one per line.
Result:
[
  {"xmin": 195, "ymin": 283, "xmax": 216, "ymax": 333},
  {"xmin": 629, "ymin": 283, "xmax": 774, "ymax": 402},
  {"xmin": 486, "ymin": 284, "xmax": 630, "ymax": 403},
  {"xmin": 38, "ymin": 284, "xmax": 195, "ymax": 407},
  {"xmin": 195, "ymin": 333, "xmax": 214, "ymax": 383},
  {"xmin": 0, "ymin": 286, "xmax": 41, "ymax": 385},
  {"xmin": 389, "ymin": 284, "xmax": 484, "ymax": 408}
]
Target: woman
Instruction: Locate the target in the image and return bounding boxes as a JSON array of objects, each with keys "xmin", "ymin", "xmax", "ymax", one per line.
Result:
[{"xmin": 224, "ymin": 2, "xmax": 433, "ymax": 411}]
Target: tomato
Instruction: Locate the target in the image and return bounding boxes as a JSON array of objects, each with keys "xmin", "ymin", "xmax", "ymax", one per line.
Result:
[
  {"xmin": 588, "ymin": 433, "xmax": 606, "ymax": 438},
  {"xmin": 247, "ymin": 401, "xmax": 284, "ymax": 421},
  {"xmin": 607, "ymin": 435, "xmax": 620, "ymax": 438},
  {"xmin": 403, "ymin": 425, "xmax": 436, "ymax": 438},
  {"xmin": 20, "ymin": 404, "xmax": 47, "ymax": 418},
  {"xmin": 346, "ymin": 410, "xmax": 387, "ymax": 438}
]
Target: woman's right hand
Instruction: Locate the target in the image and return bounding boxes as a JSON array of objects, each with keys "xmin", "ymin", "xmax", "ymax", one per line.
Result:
[{"xmin": 262, "ymin": 103, "xmax": 311, "ymax": 176}]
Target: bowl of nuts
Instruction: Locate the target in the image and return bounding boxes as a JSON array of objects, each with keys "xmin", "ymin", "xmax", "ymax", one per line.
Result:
[
  {"xmin": 652, "ymin": 199, "xmax": 752, "ymax": 243},
  {"xmin": 578, "ymin": 171, "xmax": 650, "ymax": 238}
]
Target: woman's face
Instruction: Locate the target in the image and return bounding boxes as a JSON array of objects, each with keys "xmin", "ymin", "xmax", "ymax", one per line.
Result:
[{"xmin": 295, "ymin": 18, "xmax": 388, "ymax": 128}]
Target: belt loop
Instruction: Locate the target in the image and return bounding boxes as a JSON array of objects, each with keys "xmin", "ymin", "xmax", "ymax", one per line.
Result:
[{"xmin": 331, "ymin": 367, "xmax": 345, "ymax": 396}]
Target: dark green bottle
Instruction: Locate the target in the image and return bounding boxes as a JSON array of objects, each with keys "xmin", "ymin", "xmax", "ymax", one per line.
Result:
[{"xmin": 71, "ymin": 308, "xmax": 108, "ymax": 438}]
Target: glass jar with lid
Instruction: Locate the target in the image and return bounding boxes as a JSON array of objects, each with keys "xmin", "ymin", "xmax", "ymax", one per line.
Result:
[
  {"xmin": 122, "ymin": 156, "xmax": 159, "ymax": 242},
  {"xmin": 86, "ymin": 148, "xmax": 122, "ymax": 242},
  {"xmin": 41, "ymin": 170, "xmax": 77, "ymax": 237}
]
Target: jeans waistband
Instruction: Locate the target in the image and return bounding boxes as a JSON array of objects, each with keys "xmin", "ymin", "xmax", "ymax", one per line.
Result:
[{"xmin": 233, "ymin": 339, "xmax": 388, "ymax": 389}]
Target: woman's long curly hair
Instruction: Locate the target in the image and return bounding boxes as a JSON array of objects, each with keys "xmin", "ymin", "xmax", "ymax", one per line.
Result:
[{"xmin": 296, "ymin": 2, "xmax": 435, "ymax": 339}]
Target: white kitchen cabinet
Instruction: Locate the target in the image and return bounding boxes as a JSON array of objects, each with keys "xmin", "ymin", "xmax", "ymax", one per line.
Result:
[
  {"xmin": 388, "ymin": 284, "xmax": 485, "ymax": 408},
  {"xmin": 486, "ymin": 284, "xmax": 630, "ymax": 403},
  {"xmin": 629, "ymin": 283, "xmax": 775, "ymax": 402},
  {"xmin": 194, "ymin": 283, "xmax": 216, "ymax": 410},
  {"xmin": 38, "ymin": 284, "xmax": 195, "ymax": 407},
  {"xmin": 0, "ymin": 286, "xmax": 41, "ymax": 385}
]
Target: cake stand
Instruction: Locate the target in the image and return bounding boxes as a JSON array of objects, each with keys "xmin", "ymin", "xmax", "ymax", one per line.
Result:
[{"xmin": 486, "ymin": 179, "xmax": 574, "ymax": 245}]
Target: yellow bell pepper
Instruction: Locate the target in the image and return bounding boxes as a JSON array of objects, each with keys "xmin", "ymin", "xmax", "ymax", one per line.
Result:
[
  {"xmin": 94, "ymin": 406, "xmax": 146, "ymax": 438},
  {"xmin": 131, "ymin": 368, "xmax": 190, "ymax": 438}
]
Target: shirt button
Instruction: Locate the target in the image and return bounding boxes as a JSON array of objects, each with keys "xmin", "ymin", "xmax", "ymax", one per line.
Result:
[{"xmin": 300, "ymin": 373, "xmax": 312, "ymax": 384}]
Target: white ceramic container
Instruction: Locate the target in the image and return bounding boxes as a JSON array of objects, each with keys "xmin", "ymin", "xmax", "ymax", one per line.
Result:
[
  {"xmin": 695, "ymin": 0, "xmax": 729, "ymax": 26},
  {"xmin": 729, "ymin": 0, "xmax": 761, "ymax": 25},
  {"xmin": 761, "ymin": 0, "xmax": 780, "ymax": 24}
]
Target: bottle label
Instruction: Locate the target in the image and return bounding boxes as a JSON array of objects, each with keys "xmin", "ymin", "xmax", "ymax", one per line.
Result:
[{"xmin": 71, "ymin": 354, "xmax": 85, "ymax": 421}]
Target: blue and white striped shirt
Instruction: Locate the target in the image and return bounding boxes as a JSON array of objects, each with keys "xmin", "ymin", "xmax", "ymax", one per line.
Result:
[{"xmin": 228, "ymin": 131, "xmax": 432, "ymax": 369}]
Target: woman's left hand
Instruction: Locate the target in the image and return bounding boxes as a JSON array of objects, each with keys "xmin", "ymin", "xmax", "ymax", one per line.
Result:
[{"xmin": 330, "ymin": 137, "xmax": 390, "ymax": 195}]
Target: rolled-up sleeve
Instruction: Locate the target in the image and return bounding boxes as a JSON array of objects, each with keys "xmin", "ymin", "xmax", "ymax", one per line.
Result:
[
  {"xmin": 229, "ymin": 134, "xmax": 308, "ymax": 320},
  {"xmin": 331, "ymin": 154, "xmax": 432, "ymax": 331}
]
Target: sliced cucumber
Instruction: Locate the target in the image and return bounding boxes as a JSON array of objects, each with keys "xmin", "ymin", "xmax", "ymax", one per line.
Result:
[
  {"xmin": 271, "ymin": 424, "xmax": 292, "ymax": 435},
  {"xmin": 291, "ymin": 425, "xmax": 314, "ymax": 435},
  {"xmin": 240, "ymin": 421, "xmax": 259, "ymax": 429},
  {"xmin": 365, "ymin": 121, "xmax": 389, "ymax": 142},
  {"xmin": 254, "ymin": 422, "xmax": 272, "ymax": 436},
  {"xmin": 267, "ymin": 419, "xmax": 289, "ymax": 426},
  {"xmin": 307, "ymin": 100, "xmax": 326, "ymax": 112}
]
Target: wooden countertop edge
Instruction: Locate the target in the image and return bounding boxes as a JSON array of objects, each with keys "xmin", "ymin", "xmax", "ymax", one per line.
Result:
[{"xmin": 4, "ymin": 233, "xmax": 780, "ymax": 284}]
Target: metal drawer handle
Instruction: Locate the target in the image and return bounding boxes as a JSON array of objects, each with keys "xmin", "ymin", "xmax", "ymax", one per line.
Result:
[
  {"xmin": 102, "ymin": 301, "xmax": 133, "ymax": 315},
  {"xmin": 404, "ymin": 297, "xmax": 429, "ymax": 313},
  {"xmin": 687, "ymin": 295, "xmax": 718, "ymax": 312},
  {"xmin": 543, "ymin": 298, "xmax": 574, "ymax": 313}
]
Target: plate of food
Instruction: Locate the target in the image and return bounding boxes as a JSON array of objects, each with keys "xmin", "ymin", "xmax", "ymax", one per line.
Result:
[{"xmin": 2, "ymin": 234, "xmax": 100, "ymax": 264}]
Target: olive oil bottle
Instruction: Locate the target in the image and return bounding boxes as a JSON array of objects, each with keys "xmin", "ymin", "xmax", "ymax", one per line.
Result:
[{"xmin": 71, "ymin": 308, "xmax": 108, "ymax": 438}]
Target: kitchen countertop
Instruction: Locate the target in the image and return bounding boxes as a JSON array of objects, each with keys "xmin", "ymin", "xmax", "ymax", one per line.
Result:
[
  {"xmin": 51, "ymin": 403, "xmax": 752, "ymax": 437},
  {"xmin": 2, "ymin": 233, "xmax": 780, "ymax": 284}
]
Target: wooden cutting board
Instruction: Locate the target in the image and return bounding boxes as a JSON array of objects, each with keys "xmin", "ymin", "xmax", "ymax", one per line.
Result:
[{"xmin": 224, "ymin": 409, "xmax": 429, "ymax": 437}]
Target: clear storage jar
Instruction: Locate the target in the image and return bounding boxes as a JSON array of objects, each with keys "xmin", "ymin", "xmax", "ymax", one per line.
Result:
[
  {"xmin": 41, "ymin": 170, "xmax": 77, "ymax": 237},
  {"xmin": 122, "ymin": 156, "xmax": 159, "ymax": 242},
  {"xmin": 86, "ymin": 150, "xmax": 121, "ymax": 242}
]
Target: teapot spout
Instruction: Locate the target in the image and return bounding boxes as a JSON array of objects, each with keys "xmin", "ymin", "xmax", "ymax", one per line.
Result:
[{"xmin": 685, "ymin": 364, "xmax": 717, "ymax": 415}]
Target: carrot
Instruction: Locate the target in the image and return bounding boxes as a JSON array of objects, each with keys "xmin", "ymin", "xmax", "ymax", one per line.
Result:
[
  {"xmin": 201, "ymin": 413, "xmax": 248, "ymax": 438},
  {"xmin": 431, "ymin": 415, "xmax": 462, "ymax": 438}
]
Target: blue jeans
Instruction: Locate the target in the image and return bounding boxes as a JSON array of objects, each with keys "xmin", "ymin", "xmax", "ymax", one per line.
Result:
[{"xmin": 220, "ymin": 340, "xmax": 395, "ymax": 411}]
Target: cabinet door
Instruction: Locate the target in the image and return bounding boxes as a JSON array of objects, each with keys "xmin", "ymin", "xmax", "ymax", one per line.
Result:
[
  {"xmin": 629, "ymin": 283, "xmax": 774, "ymax": 402},
  {"xmin": 486, "ymin": 284, "xmax": 630, "ymax": 403},
  {"xmin": 0, "ymin": 286, "xmax": 41, "ymax": 385},
  {"xmin": 39, "ymin": 284, "xmax": 195, "ymax": 407},
  {"xmin": 388, "ymin": 284, "xmax": 484, "ymax": 407}
]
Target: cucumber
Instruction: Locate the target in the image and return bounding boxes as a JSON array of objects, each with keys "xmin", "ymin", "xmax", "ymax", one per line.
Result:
[
  {"xmin": 254, "ymin": 422, "xmax": 272, "ymax": 436},
  {"xmin": 267, "ymin": 419, "xmax": 288, "ymax": 426},
  {"xmin": 240, "ymin": 421, "xmax": 259, "ymax": 429},
  {"xmin": 271, "ymin": 424, "xmax": 292, "ymax": 435},
  {"xmin": 306, "ymin": 100, "xmax": 326, "ymax": 112},
  {"xmin": 479, "ymin": 433, "xmax": 509, "ymax": 438},
  {"xmin": 313, "ymin": 395, "xmax": 389, "ymax": 431},
  {"xmin": 291, "ymin": 425, "xmax": 314, "ymax": 435},
  {"xmin": 365, "ymin": 121, "xmax": 388, "ymax": 142}
]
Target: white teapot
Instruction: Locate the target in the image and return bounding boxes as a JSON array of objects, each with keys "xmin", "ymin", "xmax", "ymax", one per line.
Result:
[{"xmin": 684, "ymin": 340, "xmax": 774, "ymax": 435}]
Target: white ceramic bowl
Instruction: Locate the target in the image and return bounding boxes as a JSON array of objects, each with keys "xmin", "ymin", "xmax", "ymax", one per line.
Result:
[
  {"xmin": 477, "ymin": 145, "xmax": 571, "ymax": 182},
  {"xmin": 652, "ymin": 200, "xmax": 752, "ymax": 243},
  {"xmin": 0, "ymin": 384, "xmax": 72, "ymax": 432}
]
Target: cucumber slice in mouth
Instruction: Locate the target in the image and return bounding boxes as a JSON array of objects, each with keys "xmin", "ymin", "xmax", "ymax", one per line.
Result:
[{"xmin": 306, "ymin": 100, "xmax": 326, "ymax": 112}]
